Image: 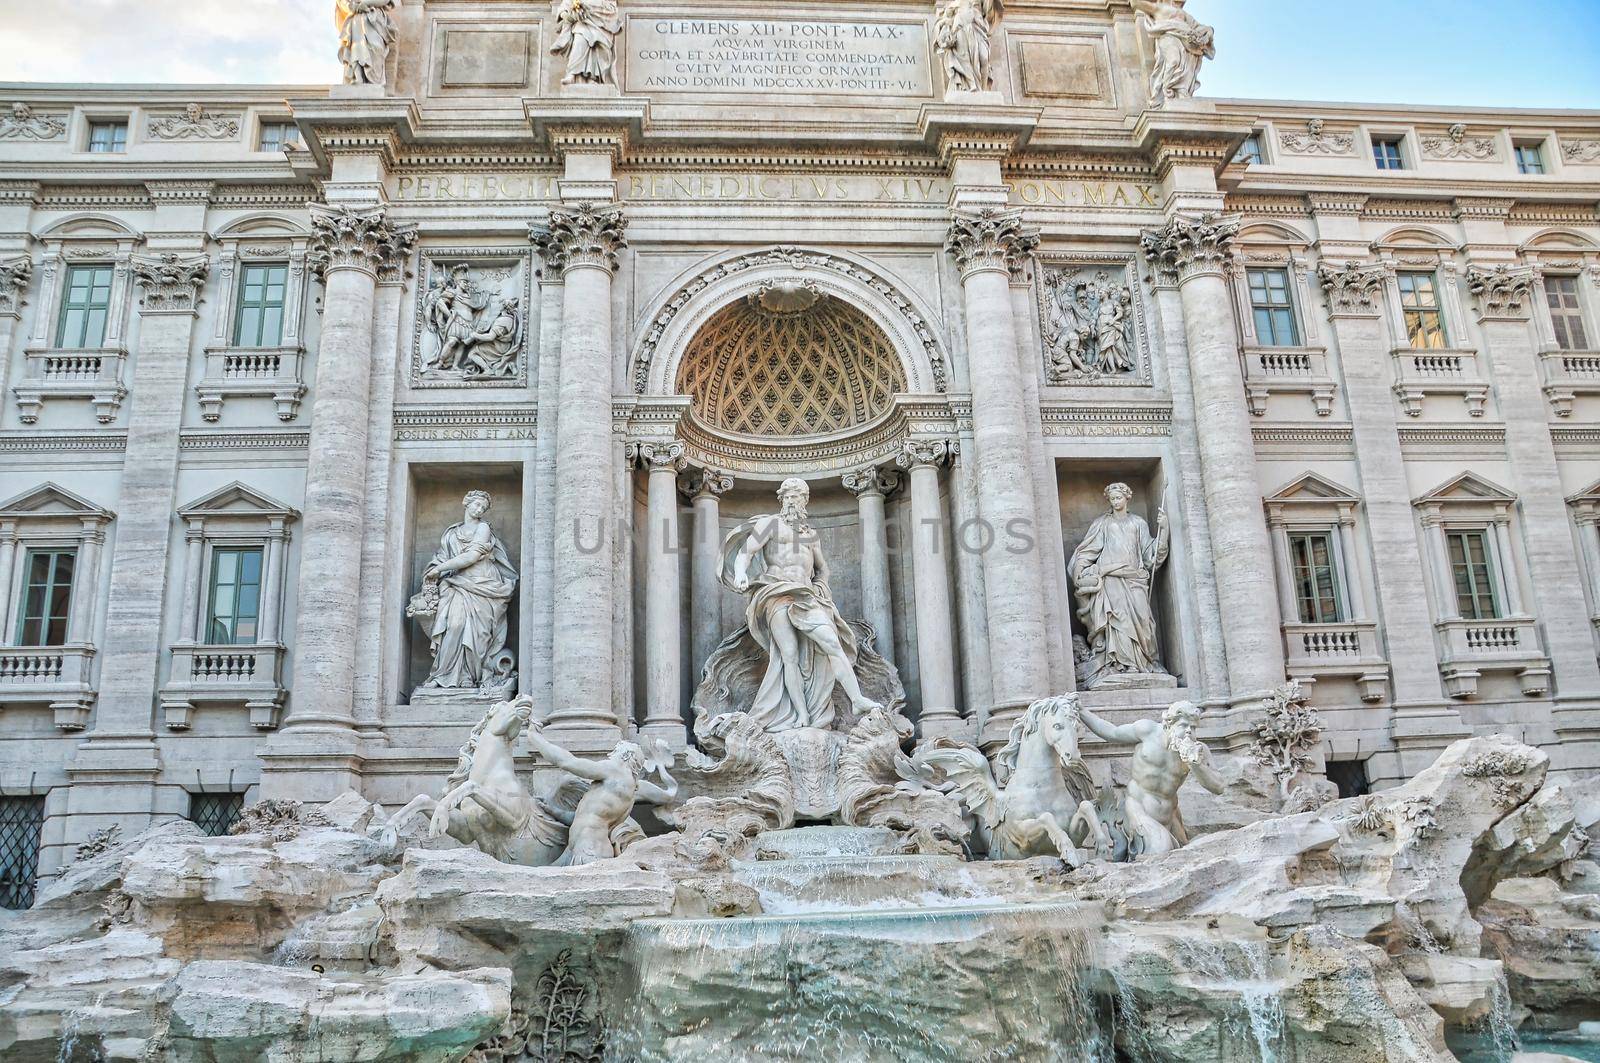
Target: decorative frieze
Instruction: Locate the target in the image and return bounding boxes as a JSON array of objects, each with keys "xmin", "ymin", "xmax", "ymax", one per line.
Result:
[
  {"xmin": 1420, "ymin": 124, "xmax": 1497, "ymax": 161},
  {"xmin": 132, "ymin": 254, "xmax": 210, "ymax": 313},
  {"xmin": 0, "ymin": 102, "xmax": 65, "ymax": 141},
  {"xmin": 1036, "ymin": 256, "xmax": 1150, "ymax": 385},
  {"xmin": 945, "ymin": 208, "xmax": 1039, "ymax": 278},
  {"xmin": 1278, "ymin": 119, "xmax": 1354, "ymax": 156},
  {"xmin": 307, "ymin": 205, "xmax": 416, "ymax": 278},
  {"xmin": 1317, "ymin": 260, "xmax": 1389, "ymax": 316},
  {"xmin": 541, "ymin": 203, "xmax": 628, "ymax": 274},
  {"xmin": 413, "ymin": 253, "xmax": 532, "ymax": 387},
  {"xmin": 1038, "ymin": 403, "xmax": 1172, "ymax": 438},
  {"xmin": 1139, "ymin": 213, "xmax": 1239, "ymax": 284},
  {"xmin": 146, "ymin": 104, "xmax": 240, "ymax": 141},
  {"xmin": 1467, "ymin": 264, "xmax": 1538, "ymax": 319},
  {"xmin": 1561, "ymin": 138, "xmax": 1600, "ymax": 164}
]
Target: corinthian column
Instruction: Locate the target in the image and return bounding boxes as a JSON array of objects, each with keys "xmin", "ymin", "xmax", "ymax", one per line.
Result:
[
  {"xmin": 842, "ymin": 463, "xmax": 901, "ymax": 665},
  {"xmin": 681, "ymin": 466, "xmax": 733, "ymax": 686},
  {"xmin": 633, "ymin": 440, "xmax": 688, "ymax": 745},
  {"xmin": 545, "ymin": 204, "xmax": 628, "ymax": 746},
  {"xmin": 946, "ymin": 208, "xmax": 1051, "ymax": 740},
  {"xmin": 281, "ymin": 206, "xmax": 414, "ymax": 735},
  {"xmin": 1141, "ymin": 214, "xmax": 1284, "ymax": 700},
  {"xmin": 898, "ymin": 438, "xmax": 962, "ymax": 738}
]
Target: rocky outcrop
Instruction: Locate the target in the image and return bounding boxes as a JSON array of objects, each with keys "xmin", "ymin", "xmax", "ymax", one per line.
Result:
[{"xmin": 1479, "ymin": 875, "xmax": 1600, "ymax": 1030}]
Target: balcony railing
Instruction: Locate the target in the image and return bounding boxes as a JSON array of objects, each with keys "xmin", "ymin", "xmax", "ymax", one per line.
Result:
[
  {"xmin": 1281, "ymin": 620, "xmax": 1389, "ymax": 702},
  {"xmin": 0, "ymin": 644, "xmax": 97, "ymax": 730},
  {"xmin": 196, "ymin": 345, "xmax": 306, "ymax": 422},
  {"xmin": 1540, "ymin": 348, "xmax": 1600, "ymax": 418},
  {"xmin": 1390, "ymin": 345, "xmax": 1489, "ymax": 418},
  {"xmin": 1435, "ymin": 616, "xmax": 1550, "ymax": 699},
  {"xmin": 14, "ymin": 347, "xmax": 129, "ymax": 424},
  {"xmin": 161, "ymin": 642, "xmax": 287, "ymax": 730},
  {"xmin": 1241, "ymin": 345, "xmax": 1337, "ymax": 417}
]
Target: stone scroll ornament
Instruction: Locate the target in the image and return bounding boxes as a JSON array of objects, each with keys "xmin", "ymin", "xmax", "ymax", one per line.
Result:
[
  {"xmin": 408, "ymin": 490, "xmax": 519, "ymax": 698},
  {"xmin": 419, "ymin": 263, "xmax": 525, "ymax": 380},
  {"xmin": 335, "ymin": 0, "xmax": 398, "ymax": 87},
  {"xmin": 551, "ymin": 0, "xmax": 623, "ymax": 86},
  {"xmin": 147, "ymin": 104, "xmax": 240, "ymax": 141},
  {"xmin": 934, "ymin": 0, "xmax": 1003, "ymax": 95},
  {"xmin": 0, "ymin": 258, "xmax": 32, "ymax": 315},
  {"xmin": 1131, "ymin": 0, "xmax": 1215, "ymax": 108},
  {"xmin": 0, "ymin": 102, "xmax": 66, "ymax": 140},
  {"xmin": 1041, "ymin": 267, "xmax": 1136, "ymax": 382}
]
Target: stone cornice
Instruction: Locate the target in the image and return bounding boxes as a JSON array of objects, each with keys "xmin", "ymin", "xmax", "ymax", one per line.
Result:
[
  {"xmin": 307, "ymin": 204, "xmax": 416, "ymax": 279},
  {"xmin": 1140, "ymin": 213, "xmax": 1240, "ymax": 284},
  {"xmin": 132, "ymin": 253, "xmax": 209, "ymax": 314},
  {"xmin": 541, "ymin": 203, "xmax": 627, "ymax": 275},
  {"xmin": 945, "ymin": 208, "xmax": 1039, "ymax": 278},
  {"xmin": 145, "ymin": 181, "xmax": 215, "ymax": 203}
]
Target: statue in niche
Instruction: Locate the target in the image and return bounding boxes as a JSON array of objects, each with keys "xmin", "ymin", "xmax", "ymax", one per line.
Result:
[
  {"xmin": 1131, "ymin": 0, "xmax": 1215, "ymax": 108},
  {"xmin": 521, "ymin": 715, "xmax": 678, "ymax": 866},
  {"xmin": 550, "ymin": 0, "xmax": 623, "ymax": 86},
  {"xmin": 419, "ymin": 264, "xmax": 524, "ymax": 380},
  {"xmin": 1041, "ymin": 269, "xmax": 1137, "ymax": 383},
  {"xmin": 1070, "ymin": 482, "xmax": 1170, "ymax": 688},
  {"xmin": 934, "ymin": 0, "xmax": 1003, "ymax": 95},
  {"xmin": 721, "ymin": 478, "xmax": 884, "ymax": 732},
  {"xmin": 1074, "ymin": 699, "xmax": 1226, "ymax": 857},
  {"xmin": 335, "ymin": 0, "xmax": 398, "ymax": 87},
  {"xmin": 408, "ymin": 490, "xmax": 519, "ymax": 697}
]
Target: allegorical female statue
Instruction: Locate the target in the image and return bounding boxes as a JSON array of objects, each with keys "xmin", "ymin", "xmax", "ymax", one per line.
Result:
[
  {"xmin": 934, "ymin": 0, "xmax": 1003, "ymax": 94},
  {"xmin": 1130, "ymin": 0, "xmax": 1215, "ymax": 108},
  {"xmin": 550, "ymin": 0, "xmax": 623, "ymax": 86},
  {"xmin": 409, "ymin": 490, "xmax": 518, "ymax": 693},
  {"xmin": 1070, "ymin": 482, "xmax": 1170, "ymax": 687},
  {"xmin": 335, "ymin": 0, "xmax": 398, "ymax": 87}
]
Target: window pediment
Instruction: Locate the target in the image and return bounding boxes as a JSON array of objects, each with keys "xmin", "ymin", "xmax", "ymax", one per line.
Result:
[
  {"xmin": 1413, "ymin": 471, "xmax": 1516, "ymax": 509},
  {"xmin": 0, "ymin": 482, "xmax": 113, "ymax": 524}
]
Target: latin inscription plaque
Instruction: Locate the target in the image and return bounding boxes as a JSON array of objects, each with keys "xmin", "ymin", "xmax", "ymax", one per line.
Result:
[{"xmin": 625, "ymin": 16, "xmax": 933, "ymax": 96}]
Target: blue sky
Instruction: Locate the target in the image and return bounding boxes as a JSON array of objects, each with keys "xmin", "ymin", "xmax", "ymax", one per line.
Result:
[{"xmin": 0, "ymin": 0, "xmax": 1596, "ymax": 109}]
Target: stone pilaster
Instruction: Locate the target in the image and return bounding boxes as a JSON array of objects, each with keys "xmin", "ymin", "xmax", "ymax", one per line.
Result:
[
  {"xmin": 1468, "ymin": 263, "xmax": 1600, "ymax": 738},
  {"xmin": 546, "ymin": 203, "xmax": 628, "ymax": 747},
  {"xmin": 526, "ymin": 227, "xmax": 568, "ymax": 709},
  {"xmin": 947, "ymin": 208, "xmax": 1052, "ymax": 740},
  {"xmin": 682, "ymin": 466, "xmax": 733, "ymax": 688},
  {"xmin": 897, "ymin": 438, "xmax": 962, "ymax": 738},
  {"xmin": 0, "ymin": 256, "xmax": 31, "ymax": 403},
  {"xmin": 1141, "ymin": 214, "xmax": 1285, "ymax": 703},
  {"xmin": 268, "ymin": 206, "xmax": 413, "ymax": 796},
  {"xmin": 632, "ymin": 440, "xmax": 688, "ymax": 745},
  {"xmin": 842, "ymin": 463, "xmax": 902, "ymax": 666}
]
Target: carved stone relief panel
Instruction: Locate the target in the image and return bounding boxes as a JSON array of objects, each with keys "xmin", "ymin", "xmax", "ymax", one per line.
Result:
[
  {"xmin": 1035, "ymin": 255, "xmax": 1151, "ymax": 386},
  {"xmin": 411, "ymin": 250, "xmax": 532, "ymax": 387}
]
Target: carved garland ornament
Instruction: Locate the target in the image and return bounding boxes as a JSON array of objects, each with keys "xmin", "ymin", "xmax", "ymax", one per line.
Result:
[
  {"xmin": 0, "ymin": 102, "xmax": 66, "ymax": 141},
  {"xmin": 133, "ymin": 253, "xmax": 210, "ymax": 312},
  {"xmin": 634, "ymin": 247, "xmax": 949, "ymax": 395},
  {"xmin": 1140, "ymin": 213, "xmax": 1240, "ymax": 283},
  {"xmin": 945, "ymin": 208, "xmax": 1040, "ymax": 277},
  {"xmin": 1278, "ymin": 118, "xmax": 1354, "ymax": 156},
  {"xmin": 147, "ymin": 104, "xmax": 241, "ymax": 141},
  {"xmin": 1317, "ymin": 260, "xmax": 1390, "ymax": 315},
  {"xmin": 308, "ymin": 205, "xmax": 416, "ymax": 278},
  {"xmin": 1467, "ymin": 264, "xmax": 1538, "ymax": 318},
  {"xmin": 1421, "ymin": 123, "xmax": 1497, "ymax": 161},
  {"xmin": 1563, "ymin": 139, "xmax": 1600, "ymax": 164}
]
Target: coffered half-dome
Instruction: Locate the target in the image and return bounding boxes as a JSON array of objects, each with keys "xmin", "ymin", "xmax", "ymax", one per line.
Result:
[{"xmin": 675, "ymin": 287, "xmax": 908, "ymax": 438}]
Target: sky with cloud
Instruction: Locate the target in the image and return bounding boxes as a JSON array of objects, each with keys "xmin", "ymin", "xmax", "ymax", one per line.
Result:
[{"xmin": 0, "ymin": 0, "xmax": 1596, "ymax": 108}]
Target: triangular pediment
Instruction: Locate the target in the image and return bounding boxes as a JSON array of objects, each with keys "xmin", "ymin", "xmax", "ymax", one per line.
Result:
[
  {"xmin": 178, "ymin": 482, "xmax": 298, "ymax": 521},
  {"xmin": 1569, "ymin": 479, "xmax": 1600, "ymax": 507},
  {"xmin": 1265, "ymin": 472, "xmax": 1361, "ymax": 506},
  {"xmin": 1414, "ymin": 471, "xmax": 1517, "ymax": 507},
  {"xmin": 0, "ymin": 482, "xmax": 113, "ymax": 522}
]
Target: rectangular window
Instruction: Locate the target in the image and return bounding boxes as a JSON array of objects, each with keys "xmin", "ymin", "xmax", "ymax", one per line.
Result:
[
  {"xmin": 1325, "ymin": 760, "xmax": 1370, "ymax": 799},
  {"xmin": 15, "ymin": 549, "xmax": 75, "ymax": 648},
  {"xmin": 257, "ymin": 121, "xmax": 299, "ymax": 153},
  {"xmin": 1514, "ymin": 143, "xmax": 1545, "ymax": 175},
  {"xmin": 87, "ymin": 121, "xmax": 128, "ymax": 153},
  {"xmin": 1545, "ymin": 275, "xmax": 1590, "ymax": 351},
  {"xmin": 1447, "ymin": 529, "xmax": 1500, "ymax": 620},
  {"xmin": 1397, "ymin": 271, "xmax": 1448, "ymax": 349},
  {"xmin": 0, "ymin": 796, "xmax": 46, "ymax": 911},
  {"xmin": 233, "ymin": 264, "xmax": 289, "ymax": 347},
  {"xmin": 188, "ymin": 792, "xmax": 246, "ymax": 837},
  {"xmin": 206, "ymin": 546, "xmax": 263, "ymax": 645},
  {"xmin": 56, "ymin": 265, "xmax": 114, "ymax": 350},
  {"xmin": 1247, "ymin": 268, "xmax": 1301, "ymax": 346},
  {"xmin": 1373, "ymin": 137, "xmax": 1406, "ymax": 170},
  {"xmin": 1234, "ymin": 134, "xmax": 1263, "ymax": 165},
  {"xmin": 1288, "ymin": 531, "xmax": 1343, "ymax": 624}
]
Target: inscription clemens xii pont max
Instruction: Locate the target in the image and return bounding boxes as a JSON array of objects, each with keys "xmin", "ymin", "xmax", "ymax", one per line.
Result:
[{"xmin": 626, "ymin": 18, "xmax": 934, "ymax": 96}]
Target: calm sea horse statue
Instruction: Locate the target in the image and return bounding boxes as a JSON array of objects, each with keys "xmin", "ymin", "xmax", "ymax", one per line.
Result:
[{"xmin": 916, "ymin": 695, "xmax": 1106, "ymax": 864}]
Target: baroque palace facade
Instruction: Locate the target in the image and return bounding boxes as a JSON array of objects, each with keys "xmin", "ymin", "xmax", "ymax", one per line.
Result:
[{"xmin": 1, "ymin": 0, "xmax": 1599, "ymax": 902}]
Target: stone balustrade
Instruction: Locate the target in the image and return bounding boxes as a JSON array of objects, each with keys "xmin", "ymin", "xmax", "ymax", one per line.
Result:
[
  {"xmin": 1539, "ymin": 347, "xmax": 1600, "ymax": 417},
  {"xmin": 1281, "ymin": 620, "xmax": 1390, "ymax": 702},
  {"xmin": 1434, "ymin": 616, "xmax": 1551, "ymax": 698},
  {"xmin": 1389, "ymin": 345, "xmax": 1489, "ymax": 417},
  {"xmin": 196, "ymin": 344, "xmax": 306, "ymax": 421},
  {"xmin": 161, "ymin": 642, "xmax": 287, "ymax": 731},
  {"xmin": 14, "ymin": 346, "xmax": 129, "ymax": 423},
  {"xmin": 1241, "ymin": 344, "xmax": 1337, "ymax": 417},
  {"xmin": 0, "ymin": 644, "xmax": 97, "ymax": 730}
]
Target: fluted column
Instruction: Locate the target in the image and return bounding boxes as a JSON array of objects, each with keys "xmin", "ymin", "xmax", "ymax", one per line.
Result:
[
  {"xmin": 546, "ymin": 204, "xmax": 628, "ymax": 745},
  {"xmin": 633, "ymin": 440, "xmax": 688, "ymax": 745},
  {"xmin": 0, "ymin": 522, "xmax": 16, "ymax": 644},
  {"xmin": 682, "ymin": 466, "xmax": 733, "ymax": 686},
  {"xmin": 842, "ymin": 463, "xmax": 901, "ymax": 665},
  {"xmin": 946, "ymin": 208, "xmax": 1051, "ymax": 740},
  {"xmin": 282, "ymin": 206, "xmax": 415, "ymax": 733},
  {"xmin": 898, "ymin": 438, "xmax": 962, "ymax": 738},
  {"xmin": 259, "ymin": 525, "xmax": 286, "ymax": 644},
  {"xmin": 67, "ymin": 526, "xmax": 103, "ymax": 648},
  {"xmin": 1142, "ymin": 214, "xmax": 1285, "ymax": 700}
]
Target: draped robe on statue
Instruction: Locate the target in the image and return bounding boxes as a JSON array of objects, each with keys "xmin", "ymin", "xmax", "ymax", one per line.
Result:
[
  {"xmin": 1070, "ymin": 512, "xmax": 1168, "ymax": 684},
  {"xmin": 719, "ymin": 518, "xmax": 861, "ymax": 732},
  {"xmin": 423, "ymin": 521, "xmax": 518, "ymax": 689}
]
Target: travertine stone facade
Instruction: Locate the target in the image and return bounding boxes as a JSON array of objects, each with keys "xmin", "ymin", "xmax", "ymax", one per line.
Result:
[{"xmin": 1, "ymin": 1, "xmax": 1598, "ymax": 891}]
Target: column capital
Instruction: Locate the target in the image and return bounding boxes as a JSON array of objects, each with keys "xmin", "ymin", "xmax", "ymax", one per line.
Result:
[
  {"xmin": 842, "ymin": 463, "xmax": 902, "ymax": 499},
  {"xmin": 1317, "ymin": 259, "xmax": 1391, "ymax": 318},
  {"xmin": 0, "ymin": 256, "xmax": 31, "ymax": 317},
  {"xmin": 1467, "ymin": 263, "xmax": 1539, "ymax": 321},
  {"xmin": 540, "ymin": 203, "xmax": 628, "ymax": 275},
  {"xmin": 528, "ymin": 222, "xmax": 569, "ymax": 279},
  {"xmin": 945, "ymin": 207, "xmax": 1038, "ymax": 279},
  {"xmin": 132, "ymin": 253, "xmax": 210, "ymax": 315},
  {"xmin": 628, "ymin": 439, "xmax": 687, "ymax": 473},
  {"xmin": 680, "ymin": 466, "xmax": 733, "ymax": 501},
  {"xmin": 897, "ymin": 437, "xmax": 958, "ymax": 471},
  {"xmin": 307, "ymin": 204, "xmax": 416, "ymax": 279},
  {"xmin": 1140, "ymin": 213, "xmax": 1240, "ymax": 285}
]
